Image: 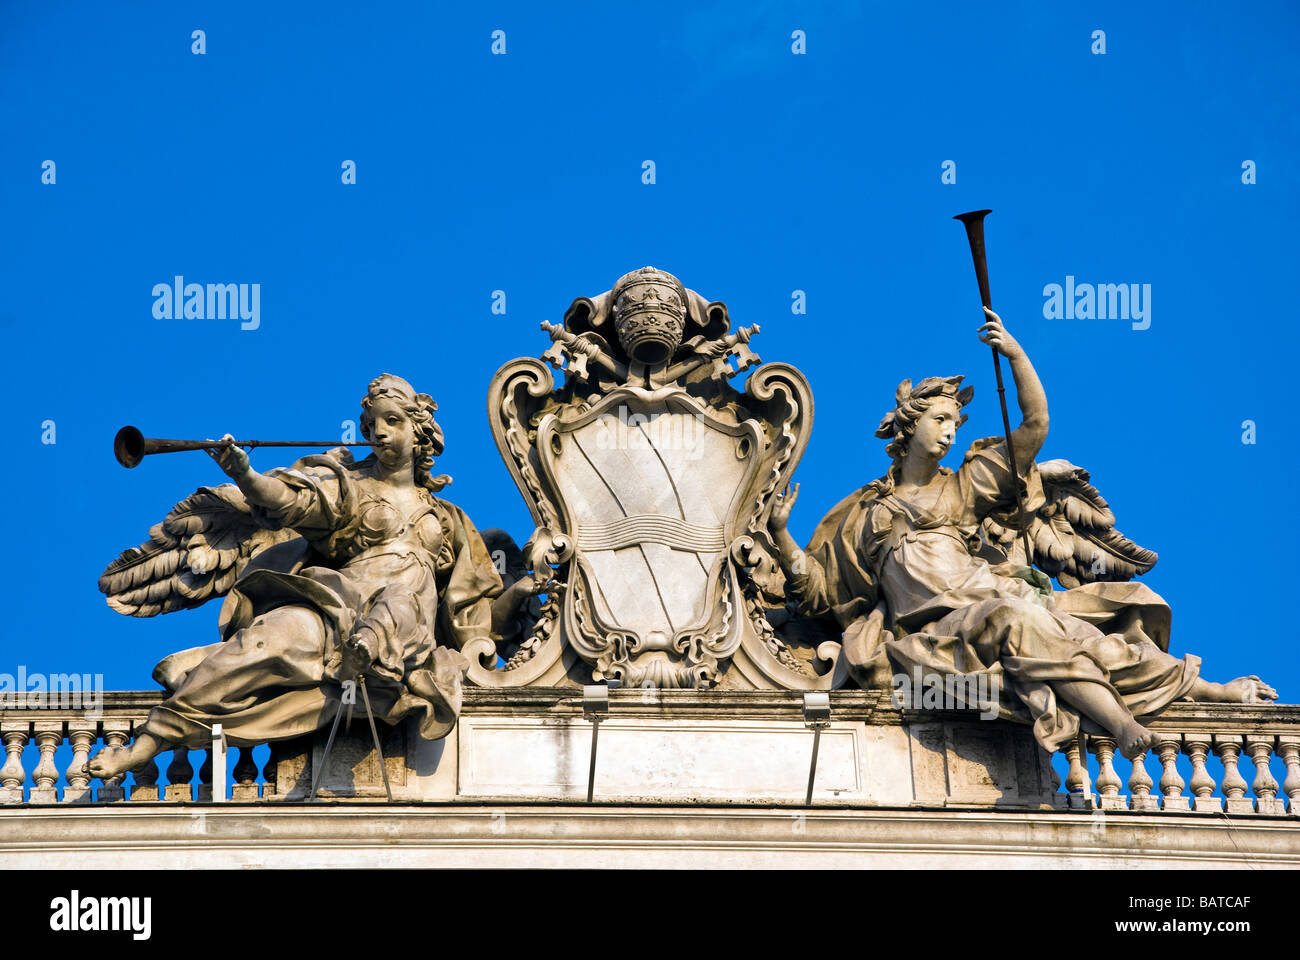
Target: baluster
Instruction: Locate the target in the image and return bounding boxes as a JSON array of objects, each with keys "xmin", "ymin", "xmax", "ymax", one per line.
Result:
[
  {"xmin": 1127, "ymin": 746, "xmax": 1158, "ymax": 811},
  {"xmin": 1063, "ymin": 735, "xmax": 1093, "ymax": 810},
  {"xmin": 96, "ymin": 721, "xmax": 132, "ymax": 802},
  {"xmin": 1157, "ymin": 738, "xmax": 1189, "ymax": 811},
  {"xmin": 30, "ymin": 721, "xmax": 64, "ymax": 803},
  {"xmin": 1184, "ymin": 734, "xmax": 1220, "ymax": 812},
  {"xmin": 164, "ymin": 747, "xmax": 194, "ymax": 802},
  {"xmin": 1093, "ymin": 737, "xmax": 1127, "ymax": 810},
  {"xmin": 1275, "ymin": 737, "xmax": 1299, "ymax": 815},
  {"xmin": 232, "ymin": 747, "xmax": 260, "ymax": 801},
  {"xmin": 197, "ymin": 748, "xmax": 214, "ymax": 802},
  {"xmin": 262, "ymin": 745, "xmax": 278, "ymax": 799},
  {"xmin": 1048, "ymin": 751, "xmax": 1065, "ymax": 809},
  {"xmin": 62, "ymin": 721, "xmax": 97, "ymax": 803},
  {"xmin": 1245, "ymin": 736, "xmax": 1284, "ymax": 815},
  {"xmin": 0, "ymin": 721, "xmax": 30, "ymax": 803},
  {"xmin": 129, "ymin": 755, "xmax": 160, "ymax": 802},
  {"xmin": 1214, "ymin": 735, "xmax": 1252, "ymax": 814}
]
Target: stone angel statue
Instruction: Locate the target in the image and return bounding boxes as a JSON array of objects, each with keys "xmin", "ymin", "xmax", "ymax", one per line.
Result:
[
  {"xmin": 769, "ymin": 309, "xmax": 1276, "ymax": 759},
  {"xmin": 88, "ymin": 374, "xmax": 542, "ymax": 781}
]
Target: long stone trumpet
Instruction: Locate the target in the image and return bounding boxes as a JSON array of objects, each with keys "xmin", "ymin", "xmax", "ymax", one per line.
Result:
[
  {"xmin": 953, "ymin": 209, "xmax": 1033, "ymax": 565},
  {"xmin": 113, "ymin": 425, "xmax": 373, "ymax": 469}
]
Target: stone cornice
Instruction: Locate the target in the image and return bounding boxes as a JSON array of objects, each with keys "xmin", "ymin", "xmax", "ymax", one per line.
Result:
[{"xmin": 2, "ymin": 804, "xmax": 1297, "ymax": 869}]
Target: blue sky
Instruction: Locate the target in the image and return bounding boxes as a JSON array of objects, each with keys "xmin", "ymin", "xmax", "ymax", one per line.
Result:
[{"xmin": 1, "ymin": 0, "xmax": 1296, "ymax": 715}]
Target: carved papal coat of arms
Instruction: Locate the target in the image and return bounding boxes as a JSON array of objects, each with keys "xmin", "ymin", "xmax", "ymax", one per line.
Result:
[{"xmin": 470, "ymin": 267, "xmax": 842, "ymax": 690}]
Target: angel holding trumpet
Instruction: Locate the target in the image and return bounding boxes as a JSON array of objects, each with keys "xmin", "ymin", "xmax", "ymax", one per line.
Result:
[
  {"xmin": 769, "ymin": 309, "xmax": 1276, "ymax": 759},
  {"xmin": 88, "ymin": 373, "xmax": 543, "ymax": 781}
]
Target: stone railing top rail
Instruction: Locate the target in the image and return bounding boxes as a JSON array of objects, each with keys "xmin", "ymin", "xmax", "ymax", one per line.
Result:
[{"xmin": 2, "ymin": 689, "xmax": 1298, "ymax": 728}]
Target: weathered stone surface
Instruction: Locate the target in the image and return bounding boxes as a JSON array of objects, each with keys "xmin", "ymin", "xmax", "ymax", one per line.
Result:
[
  {"xmin": 264, "ymin": 690, "xmax": 1050, "ymax": 809},
  {"xmin": 273, "ymin": 725, "xmax": 456, "ymax": 802},
  {"xmin": 4, "ymin": 805, "xmax": 1297, "ymax": 869},
  {"xmin": 907, "ymin": 720, "xmax": 1056, "ymax": 809},
  {"xmin": 458, "ymin": 716, "xmax": 864, "ymax": 803}
]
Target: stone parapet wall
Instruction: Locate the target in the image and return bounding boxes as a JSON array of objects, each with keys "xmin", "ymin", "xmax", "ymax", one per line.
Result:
[
  {"xmin": 2, "ymin": 804, "xmax": 1297, "ymax": 869},
  {"xmin": 3, "ymin": 690, "xmax": 1299, "ymax": 818}
]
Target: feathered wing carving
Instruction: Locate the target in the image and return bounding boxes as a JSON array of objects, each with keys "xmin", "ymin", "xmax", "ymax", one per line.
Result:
[
  {"xmin": 98, "ymin": 484, "xmax": 303, "ymax": 617},
  {"xmin": 981, "ymin": 458, "xmax": 1157, "ymax": 588}
]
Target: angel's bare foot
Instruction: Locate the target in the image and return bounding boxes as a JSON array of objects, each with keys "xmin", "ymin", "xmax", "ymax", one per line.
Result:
[
  {"xmin": 86, "ymin": 733, "xmax": 161, "ymax": 781},
  {"xmin": 1190, "ymin": 675, "xmax": 1279, "ymax": 704},
  {"xmin": 1119, "ymin": 720, "xmax": 1159, "ymax": 760},
  {"xmin": 1226, "ymin": 676, "xmax": 1278, "ymax": 703}
]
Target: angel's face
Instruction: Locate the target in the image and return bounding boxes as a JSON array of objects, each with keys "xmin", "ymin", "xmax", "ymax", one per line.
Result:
[
  {"xmin": 367, "ymin": 396, "xmax": 415, "ymax": 470},
  {"xmin": 908, "ymin": 397, "xmax": 961, "ymax": 460}
]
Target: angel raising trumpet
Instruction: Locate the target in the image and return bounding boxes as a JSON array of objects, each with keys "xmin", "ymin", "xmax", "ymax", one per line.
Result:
[
  {"xmin": 769, "ymin": 310, "xmax": 1276, "ymax": 759},
  {"xmin": 88, "ymin": 374, "xmax": 541, "ymax": 782}
]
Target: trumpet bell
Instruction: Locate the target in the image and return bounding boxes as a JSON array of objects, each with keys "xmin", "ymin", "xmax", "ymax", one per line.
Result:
[
  {"xmin": 114, "ymin": 425, "xmax": 147, "ymax": 469},
  {"xmin": 113, "ymin": 427, "xmax": 220, "ymax": 467}
]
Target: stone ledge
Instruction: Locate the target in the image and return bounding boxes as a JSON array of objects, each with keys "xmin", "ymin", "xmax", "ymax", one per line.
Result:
[
  {"xmin": 4, "ymin": 688, "xmax": 1296, "ymax": 727},
  {"xmin": 1, "ymin": 805, "xmax": 1296, "ymax": 869}
]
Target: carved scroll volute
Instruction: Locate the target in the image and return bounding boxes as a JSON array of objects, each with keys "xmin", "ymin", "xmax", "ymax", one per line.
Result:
[
  {"xmin": 739, "ymin": 362, "xmax": 815, "ymax": 586},
  {"xmin": 728, "ymin": 361, "xmax": 846, "ymax": 690},
  {"xmin": 486, "ymin": 357, "xmax": 558, "ymax": 529},
  {"xmin": 471, "ymin": 356, "xmax": 570, "ymax": 688}
]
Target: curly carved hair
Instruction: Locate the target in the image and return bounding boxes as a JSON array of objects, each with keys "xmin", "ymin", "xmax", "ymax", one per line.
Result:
[
  {"xmin": 359, "ymin": 373, "xmax": 450, "ymax": 492},
  {"xmin": 875, "ymin": 375, "xmax": 974, "ymax": 461}
]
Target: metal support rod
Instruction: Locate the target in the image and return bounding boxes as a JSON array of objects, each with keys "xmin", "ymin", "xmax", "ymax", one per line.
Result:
[
  {"xmin": 802, "ymin": 691, "xmax": 831, "ymax": 806},
  {"xmin": 308, "ymin": 676, "xmax": 392, "ymax": 803},
  {"xmin": 309, "ymin": 699, "xmax": 345, "ymax": 802},
  {"xmin": 805, "ymin": 724, "xmax": 823, "ymax": 806},
  {"xmin": 581, "ymin": 683, "xmax": 611, "ymax": 803},
  {"xmin": 359, "ymin": 677, "xmax": 394, "ymax": 803},
  {"xmin": 586, "ymin": 718, "xmax": 601, "ymax": 803}
]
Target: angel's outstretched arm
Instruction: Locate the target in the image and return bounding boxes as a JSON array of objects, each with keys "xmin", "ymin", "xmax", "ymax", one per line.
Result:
[
  {"xmin": 769, "ymin": 482, "xmax": 807, "ymax": 577},
  {"xmin": 978, "ymin": 308, "xmax": 1048, "ymax": 469},
  {"xmin": 768, "ymin": 482, "xmax": 834, "ymax": 616},
  {"xmin": 207, "ymin": 434, "xmax": 296, "ymax": 512}
]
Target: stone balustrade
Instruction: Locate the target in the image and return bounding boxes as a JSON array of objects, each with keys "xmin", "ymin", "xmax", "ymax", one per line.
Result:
[
  {"xmin": 0, "ymin": 692, "xmax": 276, "ymax": 804},
  {"xmin": 1058, "ymin": 703, "xmax": 1300, "ymax": 815},
  {"xmin": 1, "ymin": 690, "xmax": 1298, "ymax": 814}
]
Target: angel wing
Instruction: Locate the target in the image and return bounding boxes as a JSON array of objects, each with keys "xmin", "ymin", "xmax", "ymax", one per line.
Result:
[
  {"xmin": 981, "ymin": 459, "xmax": 1157, "ymax": 589},
  {"xmin": 98, "ymin": 484, "xmax": 305, "ymax": 617}
]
